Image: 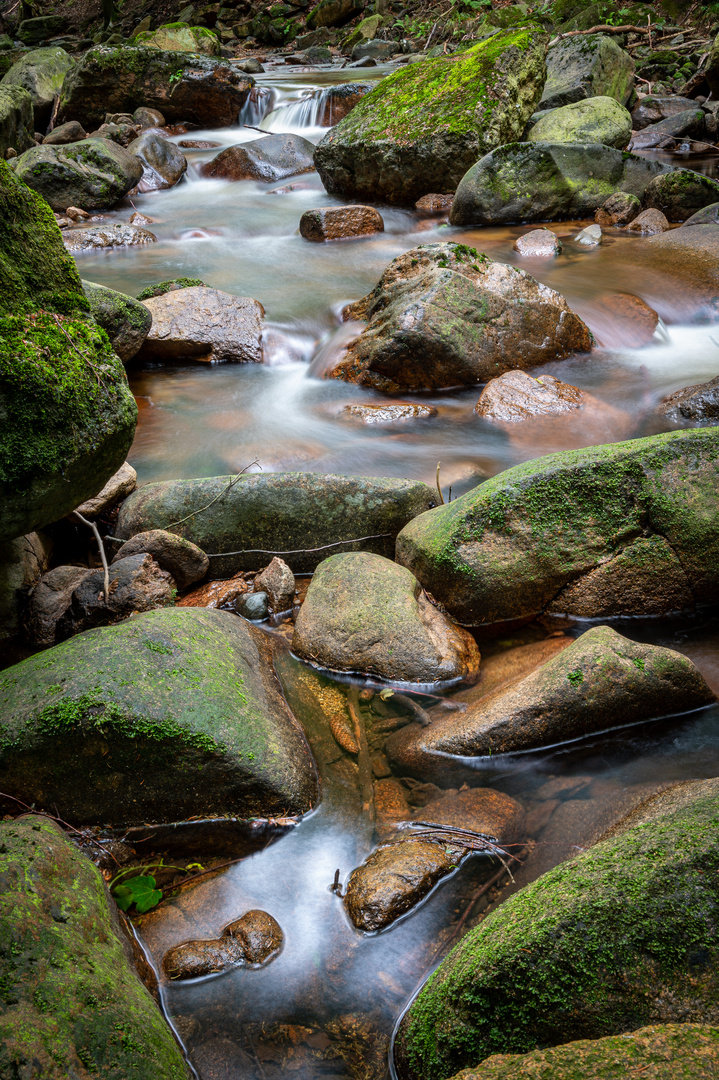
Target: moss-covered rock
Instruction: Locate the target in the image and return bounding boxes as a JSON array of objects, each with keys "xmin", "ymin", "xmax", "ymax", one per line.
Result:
[
  {"xmin": 450, "ymin": 143, "xmax": 672, "ymax": 226},
  {"xmin": 81, "ymin": 279, "xmax": 153, "ymax": 362},
  {"xmin": 16, "ymin": 15, "xmax": 65, "ymax": 45},
  {"xmin": 0, "ymin": 159, "xmax": 137, "ymax": 544},
  {"xmin": 57, "ymin": 45, "xmax": 255, "ymax": 131},
  {"xmin": 0, "ymin": 814, "xmax": 192, "ymax": 1079},
  {"xmin": 12, "ymin": 137, "xmax": 144, "ymax": 211},
  {"xmin": 452, "ymin": 1024, "xmax": 719, "ymax": 1079},
  {"xmin": 393, "ymin": 779, "xmax": 719, "ymax": 1080},
  {"xmin": 643, "ymin": 169, "xmax": 719, "ymax": 223},
  {"xmin": 314, "ymin": 26, "xmax": 548, "ymax": 205},
  {"xmin": 116, "ymin": 472, "xmax": 438, "ymax": 575},
  {"xmin": 0, "ymin": 82, "xmax": 34, "ymax": 156},
  {"xmin": 136, "ymin": 277, "xmax": 208, "ymax": 300},
  {"xmin": 133, "ymin": 23, "xmax": 221, "ymax": 55},
  {"xmin": 395, "ymin": 427, "xmax": 719, "ymax": 625},
  {"xmin": 527, "ymin": 95, "xmax": 632, "ymax": 148},
  {"xmin": 541, "ymin": 33, "xmax": 634, "ymax": 109},
  {"xmin": 307, "ymin": 0, "xmax": 364, "ymax": 30},
  {"xmin": 0, "ymin": 607, "xmax": 319, "ymax": 825},
  {"xmin": 0, "ymin": 46, "xmax": 75, "ymax": 127}
]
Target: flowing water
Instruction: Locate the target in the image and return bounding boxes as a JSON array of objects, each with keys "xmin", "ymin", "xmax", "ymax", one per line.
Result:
[{"xmin": 69, "ymin": 63, "xmax": 719, "ymax": 1080}]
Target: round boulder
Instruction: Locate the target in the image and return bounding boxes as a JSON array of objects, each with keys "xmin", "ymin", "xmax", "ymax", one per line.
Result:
[
  {"xmin": 627, "ymin": 207, "xmax": 669, "ymax": 234},
  {"xmin": 1, "ymin": 46, "xmax": 75, "ymax": 128},
  {"xmin": 11, "ymin": 137, "xmax": 143, "ymax": 211},
  {"xmin": 128, "ymin": 130, "xmax": 187, "ymax": 191},
  {"xmin": 513, "ymin": 228, "xmax": 562, "ymax": 257},
  {"xmin": 299, "ymin": 204, "xmax": 384, "ymax": 241},
  {"xmin": 138, "ymin": 285, "xmax": 265, "ymax": 364},
  {"xmin": 527, "ymin": 96, "xmax": 632, "ymax": 149},
  {"xmin": 82, "ymin": 279, "xmax": 153, "ymax": 361},
  {"xmin": 475, "ymin": 370, "xmax": 584, "ymax": 421},
  {"xmin": 643, "ymin": 169, "xmax": 719, "ymax": 222},
  {"xmin": 112, "ymin": 529, "xmax": 209, "ymax": 590}
]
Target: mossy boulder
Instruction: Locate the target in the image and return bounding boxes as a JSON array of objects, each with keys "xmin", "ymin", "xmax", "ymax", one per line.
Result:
[
  {"xmin": 527, "ymin": 95, "xmax": 632, "ymax": 148},
  {"xmin": 307, "ymin": 0, "xmax": 365, "ymax": 30},
  {"xmin": 1, "ymin": 46, "xmax": 75, "ymax": 128},
  {"xmin": 450, "ymin": 143, "xmax": 672, "ymax": 226},
  {"xmin": 395, "ymin": 427, "xmax": 719, "ymax": 625},
  {"xmin": 0, "ymin": 814, "xmax": 192, "ymax": 1079},
  {"xmin": 541, "ymin": 33, "xmax": 634, "ymax": 110},
  {"xmin": 82, "ymin": 279, "xmax": 153, "ymax": 362},
  {"xmin": 57, "ymin": 45, "xmax": 255, "ymax": 131},
  {"xmin": 134, "ymin": 23, "xmax": 221, "ymax": 55},
  {"xmin": 342, "ymin": 13, "xmax": 384, "ymax": 50},
  {"xmin": 16, "ymin": 15, "xmax": 65, "ymax": 45},
  {"xmin": 116, "ymin": 472, "xmax": 438, "ymax": 576},
  {"xmin": 12, "ymin": 137, "xmax": 143, "ymax": 211},
  {"xmin": 0, "ymin": 159, "xmax": 137, "ymax": 544},
  {"xmin": 643, "ymin": 169, "xmax": 719, "ymax": 223},
  {"xmin": 393, "ymin": 779, "xmax": 719, "ymax": 1080},
  {"xmin": 0, "ymin": 607, "xmax": 319, "ymax": 825},
  {"xmin": 0, "ymin": 83, "xmax": 34, "ymax": 156},
  {"xmin": 450, "ymin": 1024, "xmax": 719, "ymax": 1079},
  {"xmin": 314, "ymin": 26, "xmax": 548, "ymax": 205}
]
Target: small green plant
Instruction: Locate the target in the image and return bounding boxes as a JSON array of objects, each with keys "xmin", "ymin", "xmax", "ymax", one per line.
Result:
[
  {"xmin": 110, "ymin": 859, "xmax": 204, "ymax": 913},
  {"xmin": 567, "ymin": 669, "xmax": 584, "ymax": 687},
  {"xmin": 633, "ymin": 657, "xmax": 645, "ymax": 671}
]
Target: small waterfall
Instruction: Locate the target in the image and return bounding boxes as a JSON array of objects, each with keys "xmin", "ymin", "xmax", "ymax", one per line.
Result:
[
  {"xmin": 261, "ymin": 87, "xmax": 336, "ymax": 133},
  {"xmin": 238, "ymin": 86, "xmax": 277, "ymax": 127}
]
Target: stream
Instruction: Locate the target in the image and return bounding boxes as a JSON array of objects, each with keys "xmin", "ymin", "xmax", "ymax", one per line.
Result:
[{"xmin": 70, "ymin": 62, "xmax": 719, "ymax": 1080}]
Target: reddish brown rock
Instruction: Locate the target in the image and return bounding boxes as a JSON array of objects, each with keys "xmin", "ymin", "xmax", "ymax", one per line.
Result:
[
  {"xmin": 418, "ymin": 788, "xmax": 526, "ymax": 845},
  {"xmin": 594, "ymin": 190, "xmax": 640, "ymax": 226},
  {"xmin": 627, "ymin": 207, "xmax": 670, "ymax": 235},
  {"xmin": 315, "ymin": 83, "xmax": 372, "ymax": 125},
  {"xmin": 344, "ymin": 839, "xmax": 458, "ymax": 932},
  {"xmin": 475, "ymin": 371, "xmax": 583, "ymax": 422},
  {"xmin": 177, "ymin": 572, "xmax": 249, "ymax": 609},
  {"xmin": 163, "ymin": 909, "xmax": 283, "ymax": 980},
  {"xmin": 203, "ymin": 133, "xmax": 315, "ymax": 182},
  {"xmin": 584, "ymin": 291, "xmax": 659, "ymax": 347},
  {"xmin": 299, "ymin": 204, "xmax": 384, "ymax": 241},
  {"xmin": 254, "ymin": 556, "xmax": 295, "ymax": 613},
  {"xmin": 414, "ymin": 193, "xmax": 454, "ymax": 216}
]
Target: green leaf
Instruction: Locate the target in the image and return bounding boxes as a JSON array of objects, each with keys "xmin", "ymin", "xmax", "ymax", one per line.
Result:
[
  {"xmin": 111, "ymin": 884, "xmax": 133, "ymax": 912},
  {"xmin": 112, "ymin": 874, "xmax": 162, "ymax": 913}
]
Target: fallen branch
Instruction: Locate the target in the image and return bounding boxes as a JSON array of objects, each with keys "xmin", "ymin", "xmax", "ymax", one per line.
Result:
[
  {"xmin": 392, "ymin": 691, "xmax": 432, "ymax": 727},
  {"xmin": 164, "ymin": 458, "xmax": 260, "ymax": 531},
  {"xmin": 203, "ymin": 532, "xmax": 394, "ymax": 558},
  {"xmin": 550, "ymin": 23, "xmax": 654, "ymax": 45},
  {"xmin": 74, "ymin": 509, "xmax": 110, "ymax": 604}
]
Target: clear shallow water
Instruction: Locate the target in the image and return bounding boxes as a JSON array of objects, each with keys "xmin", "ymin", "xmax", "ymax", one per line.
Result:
[{"xmin": 68, "ymin": 68, "xmax": 719, "ymax": 1079}]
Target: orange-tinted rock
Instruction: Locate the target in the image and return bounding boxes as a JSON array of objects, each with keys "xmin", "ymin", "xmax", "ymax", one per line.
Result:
[
  {"xmin": 315, "ymin": 82, "xmax": 372, "ymax": 125},
  {"xmin": 163, "ymin": 909, "xmax": 283, "ymax": 979},
  {"xmin": 414, "ymin": 193, "xmax": 454, "ymax": 216},
  {"xmin": 594, "ymin": 190, "xmax": 640, "ymax": 226},
  {"xmin": 299, "ymin": 204, "xmax": 384, "ymax": 241},
  {"xmin": 583, "ymin": 291, "xmax": 659, "ymax": 347},
  {"xmin": 344, "ymin": 839, "xmax": 458, "ymax": 931},
  {"xmin": 475, "ymin": 371, "xmax": 583, "ymax": 422},
  {"xmin": 177, "ymin": 572, "xmax": 249, "ymax": 608},
  {"xmin": 627, "ymin": 207, "xmax": 670, "ymax": 235},
  {"xmin": 418, "ymin": 788, "xmax": 526, "ymax": 845}
]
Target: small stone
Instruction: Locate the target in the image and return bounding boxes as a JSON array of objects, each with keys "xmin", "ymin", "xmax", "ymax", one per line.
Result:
[
  {"xmin": 414, "ymin": 193, "xmax": 454, "ymax": 216},
  {"xmin": 513, "ymin": 228, "xmax": 562, "ymax": 257},
  {"xmin": 224, "ymin": 909, "xmax": 283, "ymax": 964},
  {"xmin": 254, "ymin": 557, "xmax": 295, "ymax": 614},
  {"xmin": 65, "ymin": 206, "xmax": 90, "ymax": 221},
  {"xmin": 73, "ymin": 461, "xmax": 137, "ymax": 518},
  {"xmin": 163, "ymin": 909, "xmax": 283, "ymax": 980},
  {"xmin": 627, "ymin": 207, "xmax": 670, "ymax": 235},
  {"xmin": 595, "ymin": 190, "xmax": 641, "ymax": 226},
  {"xmin": 343, "ymin": 402, "xmax": 437, "ymax": 424},
  {"xmin": 300, "ymin": 204, "xmax": 384, "ymax": 241},
  {"xmin": 129, "ymin": 211, "xmax": 157, "ymax": 226},
  {"xmin": 5, "ymin": 148, "xmax": 16, "ymax": 158},
  {"xmin": 475, "ymin": 371, "xmax": 584, "ymax": 422},
  {"xmin": 133, "ymin": 106, "xmax": 165, "ymax": 129},
  {"xmin": 43, "ymin": 120, "xmax": 87, "ymax": 145},
  {"xmin": 177, "ymin": 139, "xmax": 221, "ymax": 150},
  {"xmin": 238, "ymin": 591, "xmax": 269, "ymax": 620},
  {"xmin": 111, "ymin": 529, "xmax": 209, "ymax": 591},
  {"xmin": 574, "ymin": 223, "xmax": 602, "ymax": 246}
]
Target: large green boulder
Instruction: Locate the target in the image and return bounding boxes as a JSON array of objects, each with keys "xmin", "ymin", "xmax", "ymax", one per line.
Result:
[
  {"xmin": 314, "ymin": 26, "xmax": 548, "ymax": 205},
  {"xmin": 57, "ymin": 45, "xmax": 255, "ymax": 131},
  {"xmin": 116, "ymin": 472, "xmax": 438, "ymax": 575},
  {"xmin": 134, "ymin": 22, "xmax": 221, "ymax": 55},
  {"xmin": 0, "ymin": 814, "xmax": 192, "ymax": 1079},
  {"xmin": 393, "ymin": 779, "xmax": 719, "ymax": 1080},
  {"xmin": 540, "ymin": 33, "xmax": 635, "ymax": 109},
  {"xmin": 527, "ymin": 95, "xmax": 632, "ymax": 148},
  {"xmin": 0, "ymin": 158, "xmax": 136, "ymax": 544},
  {"xmin": 0, "ymin": 83, "xmax": 34, "ymax": 156},
  {"xmin": 395, "ymin": 427, "xmax": 719, "ymax": 625},
  {"xmin": 0, "ymin": 607, "xmax": 319, "ymax": 825},
  {"xmin": 12, "ymin": 137, "xmax": 143, "ymax": 211},
  {"xmin": 1, "ymin": 46, "xmax": 75, "ymax": 127},
  {"xmin": 448, "ymin": 1024, "xmax": 719, "ymax": 1080},
  {"xmin": 450, "ymin": 143, "xmax": 672, "ymax": 226},
  {"xmin": 644, "ymin": 169, "xmax": 719, "ymax": 223},
  {"xmin": 82, "ymin": 279, "xmax": 153, "ymax": 362}
]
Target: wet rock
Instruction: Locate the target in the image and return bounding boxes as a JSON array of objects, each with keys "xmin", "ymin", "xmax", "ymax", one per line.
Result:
[
  {"xmin": 300, "ymin": 204, "xmax": 384, "ymax": 241},
  {"xmin": 134, "ymin": 24, "xmax": 221, "ymax": 55},
  {"xmin": 138, "ymin": 285, "xmax": 264, "ymax": 364},
  {"xmin": 0, "ymin": 815, "xmax": 192, "ymax": 1079},
  {"xmin": 0, "ymin": 607, "xmax": 319, "ymax": 824},
  {"xmin": 594, "ymin": 190, "xmax": 640, "ymax": 226},
  {"xmin": 111, "ymin": 529, "xmax": 209, "ymax": 590},
  {"xmin": 627, "ymin": 207, "xmax": 670, "ymax": 234},
  {"xmin": 351, "ymin": 39, "xmax": 397, "ymax": 62},
  {"xmin": 574, "ymin": 223, "xmax": 602, "ymax": 245},
  {"xmin": 177, "ymin": 572, "xmax": 249, "ymax": 609},
  {"xmin": 0, "ymin": 158, "xmax": 136, "ymax": 544},
  {"xmin": 343, "ymin": 402, "xmax": 438, "ymax": 424},
  {"xmin": 203, "ymin": 133, "xmax": 315, "ymax": 182},
  {"xmin": 307, "ymin": 45, "xmax": 333, "ymax": 64},
  {"xmin": 658, "ymin": 375, "xmax": 719, "ymax": 424},
  {"xmin": 528, "ymin": 95, "xmax": 632, "ymax": 149},
  {"xmin": 116, "ymin": 472, "xmax": 438, "ymax": 575},
  {"xmin": 475, "ymin": 371, "xmax": 584, "ymax": 421},
  {"xmin": 134, "ymin": 105, "xmax": 165, "ymax": 128},
  {"xmin": 177, "ymin": 139, "xmax": 220, "ymax": 149},
  {"xmin": 306, "ymin": 0, "xmax": 363, "ymax": 30},
  {"xmin": 450, "ymin": 144, "xmax": 671, "ymax": 226},
  {"xmin": 55, "ymin": 553, "xmax": 174, "ymax": 639},
  {"xmin": 74, "ymin": 460, "xmax": 137, "ymax": 518},
  {"xmin": 415, "ymin": 193, "xmax": 454, "ymax": 216},
  {"xmin": 16, "ymin": 15, "xmax": 65, "ymax": 45},
  {"xmin": 255, "ymin": 556, "xmax": 294, "ymax": 613},
  {"xmin": 0, "ymin": 83, "xmax": 34, "ymax": 156},
  {"xmin": 292, "ymin": 551, "xmax": 481, "ymax": 684},
  {"xmin": 346, "ymin": 55, "xmax": 377, "ymax": 68},
  {"xmin": 315, "ymin": 82, "xmax": 372, "ymax": 125},
  {"xmin": 239, "ymin": 591, "xmax": 270, "ymax": 620},
  {"xmin": 0, "ymin": 46, "xmax": 75, "ymax": 128},
  {"xmin": 513, "ymin": 228, "xmax": 561, "ymax": 256},
  {"xmin": 629, "ymin": 108, "xmax": 706, "ymax": 150},
  {"xmin": 0, "ymin": 531, "xmax": 52, "ymax": 644},
  {"xmin": 12, "ymin": 137, "xmax": 143, "ymax": 211},
  {"xmin": 344, "ymin": 839, "xmax": 458, "ymax": 931},
  {"xmin": 57, "ymin": 46, "xmax": 254, "ymax": 130},
  {"xmin": 328, "ymin": 243, "xmax": 591, "ymax": 392},
  {"xmin": 25, "ymin": 565, "xmax": 90, "ymax": 646},
  {"xmin": 632, "ymin": 94, "xmax": 697, "ymax": 129},
  {"xmin": 396, "ymin": 427, "xmax": 719, "ymax": 624},
  {"xmin": 63, "ymin": 223, "xmax": 157, "ymax": 250},
  {"xmin": 586, "ymin": 291, "xmax": 659, "ymax": 347},
  {"xmin": 314, "ymin": 27, "xmax": 548, "ymax": 206},
  {"xmin": 419, "ymin": 788, "xmax": 526, "ymax": 843},
  {"xmin": 540, "ymin": 34, "xmax": 634, "ymax": 110},
  {"xmin": 682, "ymin": 202, "xmax": 719, "ymax": 227},
  {"xmin": 43, "ymin": 119, "xmax": 87, "ymax": 144},
  {"xmin": 136, "ymin": 277, "xmax": 207, "ymax": 300},
  {"xmin": 236, "ymin": 58, "xmax": 264, "ymax": 74},
  {"xmin": 387, "ymin": 626, "xmax": 714, "ymax": 769},
  {"xmin": 81, "ymin": 279, "xmax": 153, "ymax": 361},
  {"xmin": 393, "ymin": 779, "xmax": 719, "ymax": 1080},
  {"xmin": 127, "ymin": 130, "xmax": 187, "ymax": 191},
  {"xmin": 643, "ymin": 169, "xmax": 719, "ymax": 222},
  {"xmin": 164, "ymin": 909, "xmax": 283, "ymax": 980}
]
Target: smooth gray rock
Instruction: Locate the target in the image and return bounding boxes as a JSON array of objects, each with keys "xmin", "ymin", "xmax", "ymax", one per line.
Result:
[{"xmin": 127, "ymin": 129, "xmax": 187, "ymax": 191}]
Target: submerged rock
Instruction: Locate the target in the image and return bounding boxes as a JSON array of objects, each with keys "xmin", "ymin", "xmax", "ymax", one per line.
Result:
[
  {"xmin": 0, "ymin": 607, "xmax": 319, "ymax": 824},
  {"xmin": 540, "ymin": 33, "xmax": 635, "ymax": 110},
  {"xmin": 63, "ymin": 223, "xmax": 157, "ymax": 250},
  {"xmin": 11, "ymin": 137, "xmax": 143, "ymax": 211},
  {"xmin": 127, "ymin": 130, "xmax": 187, "ymax": 191},
  {"xmin": 111, "ymin": 529, "xmax": 209, "ymax": 590},
  {"xmin": 116, "ymin": 472, "xmax": 438, "ymax": 575},
  {"xmin": 138, "ymin": 285, "xmax": 265, "ymax": 364},
  {"xmin": 81, "ymin": 279, "xmax": 153, "ymax": 361},
  {"xmin": 513, "ymin": 228, "xmax": 561, "ymax": 256},
  {"xmin": 292, "ymin": 551, "xmax": 481, "ymax": 684},
  {"xmin": 393, "ymin": 779, "xmax": 719, "ymax": 1080},
  {"xmin": 659, "ymin": 375, "xmax": 719, "ymax": 423},
  {"xmin": 203, "ymin": 133, "xmax": 315, "ymax": 182},
  {"xmin": 0, "ymin": 815, "xmax": 192, "ymax": 1079},
  {"xmin": 299, "ymin": 204, "xmax": 384, "ymax": 241},
  {"xmin": 326, "ymin": 243, "xmax": 591, "ymax": 392},
  {"xmin": 395, "ymin": 428, "xmax": 719, "ymax": 624},
  {"xmin": 163, "ymin": 909, "xmax": 283, "ymax": 980},
  {"xmin": 314, "ymin": 26, "xmax": 548, "ymax": 205},
  {"xmin": 527, "ymin": 95, "xmax": 632, "ymax": 148}
]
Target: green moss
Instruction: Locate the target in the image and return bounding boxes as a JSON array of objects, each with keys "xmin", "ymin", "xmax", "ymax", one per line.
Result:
[{"xmin": 136, "ymin": 277, "xmax": 206, "ymax": 300}]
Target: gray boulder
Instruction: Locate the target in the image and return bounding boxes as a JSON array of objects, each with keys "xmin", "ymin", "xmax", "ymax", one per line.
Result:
[
  {"xmin": 116, "ymin": 472, "xmax": 438, "ymax": 575},
  {"xmin": 527, "ymin": 96, "xmax": 632, "ymax": 149},
  {"xmin": 0, "ymin": 815, "xmax": 192, "ymax": 1079},
  {"xmin": 540, "ymin": 33, "xmax": 634, "ymax": 110},
  {"xmin": 395, "ymin": 427, "xmax": 719, "ymax": 624},
  {"xmin": 682, "ymin": 202, "xmax": 719, "ymax": 227},
  {"xmin": 1, "ymin": 46, "xmax": 75, "ymax": 127},
  {"xmin": 632, "ymin": 94, "xmax": 698, "ymax": 129},
  {"xmin": 629, "ymin": 108, "xmax": 706, "ymax": 149},
  {"xmin": 351, "ymin": 39, "xmax": 397, "ymax": 61},
  {"xmin": 0, "ymin": 607, "xmax": 319, "ymax": 824},
  {"xmin": 138, "ymin": 285, "xmax": 264, "ymax": 364},
  {"xmin": 111, "ymin": 529, "xmax": 209, "ymax": 590},
  {"xmin": 12, "ymin": 137, "xmax": 143, "ymax": 211},
  {"xmin": 658, "ymin": 375, "xmax": 719, "ymax": 424},
  {"xmin": 82, "ymin": 279, "xmax": 152, "ymax": 362},
  {"xmin": 127, "ymin": 129, "xmax": 187, "ymax": 191},
  {"xmin": 203, "ymin": 132, "xmax": 315, "ymax": 182},
  {"xmin": 0, "ymin": 532, "xmax": 51, "ymax": 644},
  {"xmin": 56, "ymin": 553, "xmax": 176, "ymax": 640},
  {"xmin": 16, "ymin": 16, "xmax": 65, "ymax": 44},
  {"xmin": 450, "ymin": 143, "xmax": 672, "ymax": 226},
  {"xmin": 643, "ymin": 169, "xmax": 719, "ymax": 223},
  {"xmin": 63, "ymin": 223, "xmax": 157, "ymax": 250},
  {"xmin": 0, "ymin": 83, "xmax": 34, "ymax": 156},
  {"xmin": 43, "ymin": 119, "xmax": 87, "ymax": 144}
]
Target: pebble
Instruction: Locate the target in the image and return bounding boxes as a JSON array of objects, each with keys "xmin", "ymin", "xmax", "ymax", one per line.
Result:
[{"xmin": 574, "ymin": 223, "xmax": 602, "ymax": 246}]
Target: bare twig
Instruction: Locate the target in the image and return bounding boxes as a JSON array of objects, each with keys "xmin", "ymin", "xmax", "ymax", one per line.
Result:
[
  {"xmin": 435, "ymin": 461, "xmax": 445, "ymax": 505},
  {"xmin": 164, "ymin": 458, "xmax": 260, "ymax": 531},
  {"xmin": 243, "ymin": 123, "xmax": 266, "ymax": 132},
  {"xmin": 202, "ymin": 532, "xmax": 394, "ymax": 558},
  {"xmin": 0, "ymin": 791, "xmax": 121, "ymax": 865},
  {"xmin": 74, "ymin": 510, "xmax": 110, "ymax": 604},
  {"xmin": 430, "ymin": 861, "xmax": 512, "ymax": 963},
  {"xmin": 550, "ymin": 23, "xmax": 654, "ymax": 45}
]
